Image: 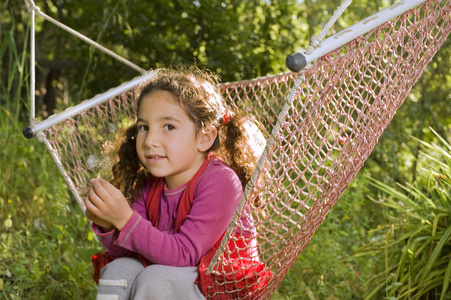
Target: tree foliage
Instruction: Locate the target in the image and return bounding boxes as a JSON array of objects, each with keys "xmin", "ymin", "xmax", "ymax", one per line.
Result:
[{"xmin": 3, "ymin": 0, "xmax": 308, "ymax": 115}]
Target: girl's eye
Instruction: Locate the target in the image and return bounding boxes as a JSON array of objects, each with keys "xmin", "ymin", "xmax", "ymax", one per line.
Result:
[
  {"xmin": 164, "ymin": 124, "xmax": 175, "ymax": 131},
  {"xmin": 137, "ymin": 125, "xmax": 148, "ymax": 132}
]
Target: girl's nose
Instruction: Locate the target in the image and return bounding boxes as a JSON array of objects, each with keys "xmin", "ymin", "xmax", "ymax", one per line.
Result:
[{"xmin": 145, "ymin": 130, "xmax": 160, "ymax": 148}]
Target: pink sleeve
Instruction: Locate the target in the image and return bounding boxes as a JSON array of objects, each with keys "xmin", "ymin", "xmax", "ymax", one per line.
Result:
[{"xmin": 112, "ymin": 161, "xmax": 242, "ymax": 266}]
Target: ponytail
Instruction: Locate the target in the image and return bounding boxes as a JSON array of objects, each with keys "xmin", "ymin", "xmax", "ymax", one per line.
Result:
[{"xmin": 217, "ymin": 111, "xmax": 266, "ymax": 191}]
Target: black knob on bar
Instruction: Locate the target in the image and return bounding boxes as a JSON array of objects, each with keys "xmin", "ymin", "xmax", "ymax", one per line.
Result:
[
  {"xmin": 23, "ymin": 126, "xmax": 34, "ymax": 139},
  {"xmin": 286, "ymin": 52, "xmax": 307, "ymax": 73}
]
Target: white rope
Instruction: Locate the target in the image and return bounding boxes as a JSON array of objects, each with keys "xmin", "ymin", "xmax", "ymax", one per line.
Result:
[
  {"xmin": 305, "ymin": 0, "xmax": 352, "ymax": 55},
  {"xmin": 26, "ymin": 0, "xmax": 36, "ymax": 124},
  {"xmin": 206, "ymin": 0, "xmax": 353, "ymax": 275},
  {"xmin": 24, "ymin": 0, "xmax": 146, "ymax": 75},
  {"xmin": 36, "ymin": 131, "xmax": 86, "ymax": 212},
  {"xmin": 206, "ymin": 68, "xmax": 309, "ymax": 273}
]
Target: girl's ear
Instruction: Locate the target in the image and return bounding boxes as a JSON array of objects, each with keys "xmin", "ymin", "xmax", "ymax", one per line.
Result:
[{"xmin": 197, "ymin": 126, "xmax": 218, "ymax": 152}]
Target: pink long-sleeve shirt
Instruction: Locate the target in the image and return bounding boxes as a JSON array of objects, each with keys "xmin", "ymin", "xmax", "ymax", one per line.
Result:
[{"xmin": 93, "ymin": 159, "xmax": 255, "ymax": 267}]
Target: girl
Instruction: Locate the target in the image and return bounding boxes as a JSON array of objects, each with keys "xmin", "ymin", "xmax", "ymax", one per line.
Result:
[{"xmin": 84, "ymin": 66, "xmax": 267, "ymax": 300}]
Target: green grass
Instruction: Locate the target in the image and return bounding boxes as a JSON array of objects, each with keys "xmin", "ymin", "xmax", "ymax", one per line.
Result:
[
  {"xmin": 0, "ymin": 111, "xmax": 102, "ymax": 299},
  {"xmin": 0, "ymin": 17, "xmax": 101, "ymax": 299}
]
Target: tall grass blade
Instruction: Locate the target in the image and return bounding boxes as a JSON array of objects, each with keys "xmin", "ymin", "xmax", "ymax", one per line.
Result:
[
  {"xmin": 419, "ymin": 226, "xmax": 451, "ymax": 284},
  {"xmin": 441, "ymin": 259, "xmax": 451, "ymax": 300},
  {"xmin": 428, "ymin": 127, "xmax": 451, "ymax": 152},
  {"xmin": 368, "ymin": 178, "xmax": 420, "ymax": 210}
]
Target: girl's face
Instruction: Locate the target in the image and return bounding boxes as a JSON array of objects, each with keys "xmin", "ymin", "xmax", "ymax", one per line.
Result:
[{"xmin": 136, "ymin": 90, "xmax": 211, "ymax": 189}]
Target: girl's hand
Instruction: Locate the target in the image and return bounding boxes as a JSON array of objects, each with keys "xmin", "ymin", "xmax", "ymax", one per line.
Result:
[
  {"xmin": 85, "ymin": 207, "xmax": 114, "ymax": 231},
  {"xmin": 82, "ymin": 187, "xmax": 115, "ymax": 230},
  {"xmin": 84, "ymin": 178, "xmax": 134, "ymax": 231}
]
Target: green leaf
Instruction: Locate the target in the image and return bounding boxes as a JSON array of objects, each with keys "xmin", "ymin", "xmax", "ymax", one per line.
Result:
[
  {"xmin": 419, "ymin": 225, "xmax": 451, "ymax": 284},
  {"xmin": 440, "ymin": 259, "xmax": 451, "ymax": 300}
]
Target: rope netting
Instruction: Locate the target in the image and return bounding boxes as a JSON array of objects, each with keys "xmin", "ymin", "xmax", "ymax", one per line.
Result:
[{"xmin": 34, "ymin": 0, "xmax": 450, "ymax": 299}]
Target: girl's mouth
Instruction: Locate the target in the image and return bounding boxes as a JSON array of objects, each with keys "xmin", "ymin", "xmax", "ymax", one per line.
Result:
[{"xmin": 146, "ymin": 154, "xmax": 166, "ymax": 162}]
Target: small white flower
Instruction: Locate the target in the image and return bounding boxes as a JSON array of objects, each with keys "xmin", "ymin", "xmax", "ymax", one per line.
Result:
[
  {"xmin": 87, "ymin": 155, "xmax": 100, "ymax": 171},
  {"xmin": 33, "ymin": 218, "xmax": 45, "ymax": 230},
  {"xmin": 4, "ymin": 218, "xmax": 12, "ymax": 228}
]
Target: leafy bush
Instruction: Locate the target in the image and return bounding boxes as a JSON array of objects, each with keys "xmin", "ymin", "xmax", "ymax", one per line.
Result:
[{"xmin": 363, "ymin": 130, "xmax": 451, "ymax": 300}]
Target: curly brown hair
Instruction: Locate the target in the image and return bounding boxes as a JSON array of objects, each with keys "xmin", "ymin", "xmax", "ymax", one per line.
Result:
[{"xmin": 111, "ymin": 66, "xmax": 266, "ymax": 203}]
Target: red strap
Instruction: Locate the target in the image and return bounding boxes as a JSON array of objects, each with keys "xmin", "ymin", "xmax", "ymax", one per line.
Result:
[
  {"xmin": 145, "ymin": 177, "xmax": 165, "ymax": 229},
  {"xmin": 146, "ymin": 153, "xmax": 215, "ymax": 233}
]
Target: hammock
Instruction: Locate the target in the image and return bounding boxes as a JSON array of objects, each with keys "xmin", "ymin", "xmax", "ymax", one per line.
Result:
[{"xmin": 23, "ymin": 0, "xmax": 451, "ymax": 299}]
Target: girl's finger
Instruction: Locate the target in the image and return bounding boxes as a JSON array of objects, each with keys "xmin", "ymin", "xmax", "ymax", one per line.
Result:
[
  {"xmin": 85, "ymin": 197, "xmax": 95, "ymax": 210},
  {"xmin": 81, "ymin": 187, "xmax": 89, "ymax": 197},
  {"xmin": 85, "ymin": 207, "xmax": 96, "ymax": 219},
  {"xmin": 85, "ymin": 190, "xmax": 103, "ymax": 211},
  {"xmin": 90, "ymin": 178, "xmax": 111, "ymax": 201},
  {"xmin": 96, "ymin": 178, "xmax": 118, "ymax": 195}
]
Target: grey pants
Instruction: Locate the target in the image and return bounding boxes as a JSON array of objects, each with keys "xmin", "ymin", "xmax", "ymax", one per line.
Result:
[{"xmin": 96, "ymin": 257, "xmax": 205, "ymax": 300}]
